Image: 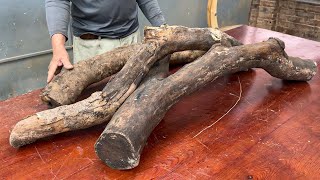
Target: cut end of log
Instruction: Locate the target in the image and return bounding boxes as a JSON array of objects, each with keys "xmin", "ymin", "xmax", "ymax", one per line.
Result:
[{"xmin": 95, "ymin": 132, "xmax": 140, "ymax": 170}]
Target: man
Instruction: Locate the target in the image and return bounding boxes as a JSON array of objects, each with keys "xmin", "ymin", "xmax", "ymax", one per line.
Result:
[{"xmin": 45, "ymin": 0, "xmax": 166, "ymax": 83}]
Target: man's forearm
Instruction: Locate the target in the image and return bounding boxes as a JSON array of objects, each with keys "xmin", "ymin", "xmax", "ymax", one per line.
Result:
[
  {"xmin": 52, "ymin": 34, "xmax": 66, "ymax": 51},
  {"xmin": 137, "ymin": 0, "xmax": 166, "ymax": 26},
  {"xmin": 45, "ymin": 0, "xmax": 71, "ymax": 39}
]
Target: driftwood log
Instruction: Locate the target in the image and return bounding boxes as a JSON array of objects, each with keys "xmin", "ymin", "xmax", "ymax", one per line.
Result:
[
  {"xmin": 41, "ymin": 26, "xmax": 238, "ymax": 106},
  {"xmin": 94, "ymin": 38, "xmax": 317, "ymax": 169},
  {"xmin": 9, "ymin": 26, "xmax": 317, "ymax": 170},
  {"xmin": 41, "ymin": 48, "xmax": 204, "ymax": 106},
  {"xmin": 10, "ymin": 26, "xmax": 240, "ymax": 148}
]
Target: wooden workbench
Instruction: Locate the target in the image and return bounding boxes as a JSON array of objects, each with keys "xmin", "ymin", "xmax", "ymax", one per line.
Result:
[{"xmin": 1, "ymin": 25, "xmax": 320, "ymax": 179}]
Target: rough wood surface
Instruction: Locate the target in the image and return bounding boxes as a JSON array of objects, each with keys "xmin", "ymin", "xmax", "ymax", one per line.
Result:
[
  {"xmin": 41, "ymin": 44, "xmax": 140, "ymax": 106},
  {"xmin": 169, "ymin": 50, "xmax": 206, "ymax": 65},
  {"xmin": 41, "ymin": 49, "xmax": 202, "ymax": 107},
  {"xmin": 94, "ymin": 38, "xmax": 317, "ymax": 170},
  {"xmin": 41, "ymin": 26, "xmax": 241, "ymax": 106},
  {"xmin": 9, "ymin": 58, "xmax": 170, "ymax": 149},
  {"xmin": 10, "ymin": 26, "xmax": 240, "ymax": 148}
]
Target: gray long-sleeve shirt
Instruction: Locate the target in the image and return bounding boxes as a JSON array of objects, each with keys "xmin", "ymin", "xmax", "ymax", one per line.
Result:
[{"xmin": 45, "ymin": 0, "xmax": 166, "ymax": 39}]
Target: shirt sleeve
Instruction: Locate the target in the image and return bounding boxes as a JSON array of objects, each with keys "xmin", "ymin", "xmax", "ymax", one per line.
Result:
[
  {"xmin": 137, "ymin": 0, "xmax": 166, "ymax": 27},
  {"xmin": 45, "ymin": 0, "xmax": 71, "ymax": 40}
]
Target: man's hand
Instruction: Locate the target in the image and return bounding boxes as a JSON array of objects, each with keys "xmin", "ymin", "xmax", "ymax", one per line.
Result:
[{"xmin": 47, "ymin": 34, "xmax": 73, "ymax": 83}]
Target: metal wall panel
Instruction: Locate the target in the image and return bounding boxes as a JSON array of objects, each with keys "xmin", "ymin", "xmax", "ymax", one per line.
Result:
[
  {"xmin": 216, "ymin": 0, "xmax": 252, "ymax": 27},
  {"xmin": 0, "ymin": 53, "xmax": 51, "ymax": 99},
  {"xmin": 0, "ymin": 49, "xmax": 73, "ymax": 100},
  {"xmin": 139, "ymin": 0, "xmax": 208, "ymax": 33}
]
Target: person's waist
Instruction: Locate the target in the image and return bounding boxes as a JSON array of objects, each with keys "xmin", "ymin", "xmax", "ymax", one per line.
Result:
[
  {"xmin": 78, "ymin": 33, "xmax": 106, "ymax": 40},
  {"xmin": 73, "ymin": 23, "xmax": 139, "ymax": 40},
  {"xmin": 77, "ymin": 31, "xmax": 139, "ymax": 40}
]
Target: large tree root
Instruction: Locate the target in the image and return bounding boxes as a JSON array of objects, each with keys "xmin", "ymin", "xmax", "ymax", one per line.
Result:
[
  {"xmin": 94, "ymin": 38, "xmax": 317, "ymax": 170},
  {"xmin": 9, "ymin": 26, "xmax": 317, "ymax": 171},
  {"xmin": 41, "ymin": 26, "xmax": 239, "ymax": 106},
  {"xmin": 10, "ymin": 26, "xmax": 240, "ymax": 148}
]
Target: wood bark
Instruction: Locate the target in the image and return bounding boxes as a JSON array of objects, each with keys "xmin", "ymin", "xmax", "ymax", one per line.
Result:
[
  {"xmin": 94, "ymin": 38, "xmax": 317, "ymax": 170},
  {"xmin": 169, "ymin": 50, "xmax": 206, "ymax": 65},
  {"xmin": 9, "ymin": 27, "xmax": 317, "ymax": 171},
  {"xmin": 41, "ymin": 48, "xmax": 202, "ymax": 107},
  {"xmin": 41, "ymin": 44, "xmax": 139, "ymax": 106},
  {"xmin": 10, "ymin": 26, "xmax": 240, "ymax": 148},
  {"xmin": 41, "ymin": 26, "xmax": 239, "ymax": 106}
]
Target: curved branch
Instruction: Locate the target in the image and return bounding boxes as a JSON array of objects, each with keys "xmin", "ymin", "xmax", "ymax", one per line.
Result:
[
  {"xmin": 94, "ymin": 38, "xmax": 317, "ymax": 170},
  {"xmin": 9, "ymin": 57, "xmax": 170, "ymax": 149},
  {"xmin": 100, "ymin": 26, "xmax": 241, "ymax": 117},
  {"xmin": 41, "ymin": 26, "xmax": 241, "ymax": 106},
  {"xmin": 10, "ymin": 92, "xmax": 110, "ymax": 148},
  {"xmin": 41, "ymin": 44, "xmax": 141, "ymax": 106}
]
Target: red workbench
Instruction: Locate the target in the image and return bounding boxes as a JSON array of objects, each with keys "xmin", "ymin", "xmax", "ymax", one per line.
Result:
[{"xmin": 1, "ymin": 25, "xmax": 320, "ymax": 179}]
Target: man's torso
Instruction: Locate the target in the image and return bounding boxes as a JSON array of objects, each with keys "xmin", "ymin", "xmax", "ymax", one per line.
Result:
[{"xmin": 71, "ymin": 0, "xmax": 139, "ymax": 38}]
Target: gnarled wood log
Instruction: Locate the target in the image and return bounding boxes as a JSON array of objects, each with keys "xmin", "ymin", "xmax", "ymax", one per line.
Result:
[
  {"xmin": 10, "ymin": 27, "xmax": 316, "ymax": 172},
  {"xmin": 9, "ymin": 57, "xmax": 169, "ymax": 149},
  {"xmin": 94, "ymin": 38, "xmax": 317, "ymax": 170},
  {"xmin": 10, "ymin": 26, "xmax": 239, "ymax": 148},
  {"xmin": 41, "ymin": 49, "xmax": 202, "ymax": 107},
  {"xmin": 41, "ymin": 26, "xmax": 240, "ymax": 106},
  {"xmin": 41, "ymin": 44, "xmax": 141, "ymax": 106}
]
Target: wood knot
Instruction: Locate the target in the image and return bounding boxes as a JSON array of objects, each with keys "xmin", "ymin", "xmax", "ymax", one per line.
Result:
[{"xmin": 268, "ymin": 37, "xmax": 285, "ymax": 50}]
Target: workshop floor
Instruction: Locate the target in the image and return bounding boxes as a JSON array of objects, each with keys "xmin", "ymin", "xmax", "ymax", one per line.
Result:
[{"xmin": 0, "ymin": 26, "xmax": 320, "ymax": 179}]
